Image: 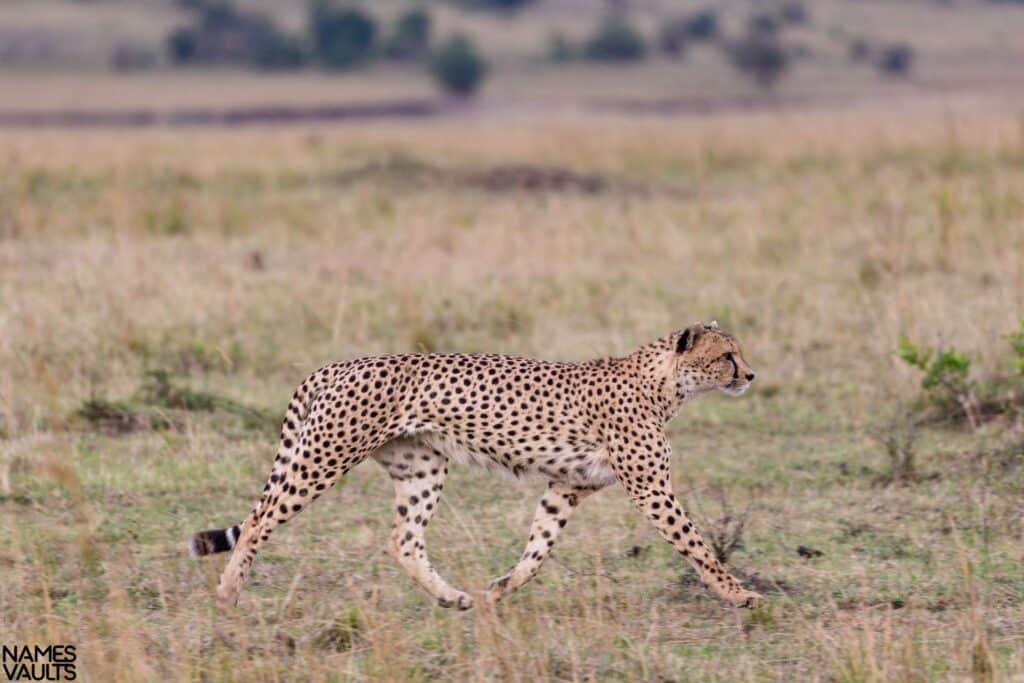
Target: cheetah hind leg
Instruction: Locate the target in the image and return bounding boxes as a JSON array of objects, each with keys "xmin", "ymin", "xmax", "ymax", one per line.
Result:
[
  {"xmin": 216, "ymin": 444, "xmax": 369, "ymax": 608},
  {"xmin": 217, "ymin": 392, "xmax": 389, "ymax": 606},
  {"xmin": 485, "ymin": 483, "xmax": 594, "ymax": 604},
  {"xmin": 374, "ymin": 440, "xmax": 472, "ymax": 610}
]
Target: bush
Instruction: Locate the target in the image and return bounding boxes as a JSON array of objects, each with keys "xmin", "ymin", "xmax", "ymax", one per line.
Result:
[
  {"xmin": 898, "ymin": 339, "xmax": 978, "ymax": 426},
  {"xmin": 384, "ymin": 8, "xmax": 431, "ymax": 62},
  {"xmin": 658, "ymin": 18, "xmax": 689, "ymax": 58},
  {"xmin": 431, "ymin": 35, "xmax": 487, "ymax": 96},
  {"xmin": 1009, "ymin": 320, "xmax": 1024, "ymax": 375},
  {"xmin": 166, "ymin": 2, "xmax": 250, "ymax": 65},
  {"xmin": 165, "ymin": 1, "xmax": 305, "ymax": 69},
  {"xmin": 198, "ymin": 0, "xmax": 244, "ymax": 34},
  {"xmin": 878, "ymin": 43, "xmax": 914, "ymax": 77},
  {"xmin": 309, "ymin": 1, "xmax": 377, "ymax": 69},
  {"xmin": 898, "ymin": 339, "xmax": 971, "ymax": 399},
  {"xmin": 546, "ymin": 32, "xmax": 575, "ymax": 63},
  {"xmin": 897, "ymin": 324, "xmax": 1024, "ymax": 429},
  {"xmin": 685, "ymin": 9, "xmax": 718, "ymax": 41},
  {"xmin": 455, "ymin": 0, "xmax": 535, "ymax": 10},
  {"xmin": 248, "ymin": 23, "xmax": 308, "ymax": 70},
  {"xmin": 726, "ymin": 34, "xmax": 789, "ymax": 88},
  {"xmin": 582, "ymin": 17, "xmax": 647, "ymax": 62},
  {"xmin": 167, "ymin": 26, "xmax": 199, "ymax": 64},
  {"xmin": 780, "ymin": 2, "xmax": 809, "ymax": 25}
]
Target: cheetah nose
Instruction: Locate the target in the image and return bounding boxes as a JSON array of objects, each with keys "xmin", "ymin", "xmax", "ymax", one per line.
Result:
[{"xmin": 745, "ymin": 372, "xmax": 756, "ymax": 382}]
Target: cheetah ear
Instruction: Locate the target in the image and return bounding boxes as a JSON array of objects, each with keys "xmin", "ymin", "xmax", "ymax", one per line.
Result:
[
  {"xmin": 676, "ymin": 325, "xmax": 703, "ymax": 353},
  {"xmin": 706, "ymin": 320, "xmax": 719, "ymax": 330}
]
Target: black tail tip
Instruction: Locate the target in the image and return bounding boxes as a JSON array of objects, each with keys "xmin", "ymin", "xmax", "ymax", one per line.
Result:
[{"xmin": 189, "ymin": 525, "xmax": 241, "ymax": 557}]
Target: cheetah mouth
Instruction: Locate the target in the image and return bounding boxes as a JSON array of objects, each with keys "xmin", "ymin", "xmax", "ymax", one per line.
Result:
[{"xmin": 722, "ymin": 380, "xmax": 749, "ymax": 396}]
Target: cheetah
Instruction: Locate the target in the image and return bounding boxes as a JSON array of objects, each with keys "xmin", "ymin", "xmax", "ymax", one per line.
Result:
[{"xmin": 190, "ymin": 321, "xmax": 763, "ymax": 610}]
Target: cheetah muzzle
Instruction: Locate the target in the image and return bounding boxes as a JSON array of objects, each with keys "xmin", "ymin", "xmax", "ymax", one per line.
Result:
[{"xmin": 190, "ymin": 321, "xmax": 764, "ymax": 610}]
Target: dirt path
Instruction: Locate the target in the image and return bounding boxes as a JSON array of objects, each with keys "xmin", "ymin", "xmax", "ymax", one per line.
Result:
[
  {"xmin": 0, "ymin": 99, "xmax": 440, "ymax": 127},
  {"xmin": 0, "ymin": 92, "xmax": 851, "ymax": 128}
]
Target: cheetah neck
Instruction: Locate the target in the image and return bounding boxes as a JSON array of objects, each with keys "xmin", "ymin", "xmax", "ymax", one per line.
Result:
[{"xmin": 623, "ymin": 339, "xmax": 689, "ymax": 423}]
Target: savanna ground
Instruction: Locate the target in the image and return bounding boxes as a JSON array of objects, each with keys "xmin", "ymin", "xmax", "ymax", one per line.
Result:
[{"xmin": 1, "ymin": 109, "xmax": 1023, "ymax": 681}]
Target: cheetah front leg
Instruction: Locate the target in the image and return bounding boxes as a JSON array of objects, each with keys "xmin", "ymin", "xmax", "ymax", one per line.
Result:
[
  {"xmin": 374, "ymin": 441, "xmax": 473, "ymax": 610},
  {"xmin": 485, "ymin": 482, "xmax": 594, "ymax": 604},
  {"xmin": 607, "ymin": 429, "xmax": 762, "ymax": 608}
]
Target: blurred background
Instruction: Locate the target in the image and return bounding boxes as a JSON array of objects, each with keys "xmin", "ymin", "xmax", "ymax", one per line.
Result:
[{"xmin": 1, "ymin": 0, "xmax": 1023, "ymax": 120}]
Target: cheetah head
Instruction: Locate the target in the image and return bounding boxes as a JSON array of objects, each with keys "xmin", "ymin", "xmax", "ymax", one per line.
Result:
[{"xmin": 674, "ymin": 321, "xmax": 756, "ymax": 399}]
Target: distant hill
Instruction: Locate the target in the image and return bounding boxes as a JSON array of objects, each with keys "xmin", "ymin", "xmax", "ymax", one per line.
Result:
[{"xmin": 0, "ymin": 0, "xmax": 1022, "ymax": 111}]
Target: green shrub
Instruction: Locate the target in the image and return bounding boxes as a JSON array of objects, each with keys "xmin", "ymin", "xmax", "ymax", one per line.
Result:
[
  {"xmin": 658, "ymin": 18, "xmax": 689, "ymax": 59},
  {"xmin": 899, "ymin": 339, "xmax": 976, "ymax": 426},
  {"xmin": 878, "ymin": 43, "xmax": 914, "ymax": 77},
  {"xmin": 726, "ymin": 34, "xmax": 789, "ymax": 88},
  {"xmin": 75, "ymin": 397, "xmax": 154, "ymax": 435},
  {"xmin": 384, "ymin": 8, "xmax": 431, "ymax": 62},
  {"xmin": 685, "ymin": 9, "xmax": 718, "ymax": 41},
  {"xmin": 140, "ymin": 369, "xmax": 218, "ymax": 412},
  {"xmin": 1008, "ymin": 320, "xmax": 1024, "ymax": 375},
  {"xmin": 309, "ymin": 1, "xmax": 377, "ymax": 69},
  {"xmin": 248, "ymin": 22, "xmax": 308, "ymax": 70},
  {"xmin": 167, "ymin": 26, "xmax": 200, "ymax": 64},
  {"xmin": 546, "ymin": 32, "xmax": 575, "ymax": 63},
  {"xmin": 431, "ymin": 35, "xmax": 487, "ymax": 96},
  {"xmin": 165, "ymin": 1, "xmax": 305, "ymax": 70},
  {"xmin": 453, "ymin": 0, "xmax": 535, "ymax": 11},
  {"xmin": 139, "ymin": 370, "xmax": 276, "ymax": 433},
  {"xmin": 582, "ymin": 17, "xmax": 647, "ymax": 62},
  {"xmin": 199, "ymin": 0, "xmax": 242, "ymax": 34},
  {"xmin": 897, "ymin": 340, "xmax": 970, "ymax": 395},
  {"xmin": 896, "ymin": 323, "xmax": 1024, "ymax": 428}
]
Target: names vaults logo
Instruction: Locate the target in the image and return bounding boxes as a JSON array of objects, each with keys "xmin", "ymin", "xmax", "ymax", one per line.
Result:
[{"xmin": 2, "ymin": 645, "xmax": 77, "ymax": 682}]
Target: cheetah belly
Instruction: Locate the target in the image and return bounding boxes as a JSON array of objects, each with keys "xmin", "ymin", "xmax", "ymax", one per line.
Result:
[
  {"xmin": 417, "ymin": 430, "xmax": 617, "ymax": 488},
  {"xmin": 554, "ymin": 447, "xmax": 618, "ymax": 488},
  {"xmin": 418, "ymin": 431, "xmax": 511, "ymax": 476}
]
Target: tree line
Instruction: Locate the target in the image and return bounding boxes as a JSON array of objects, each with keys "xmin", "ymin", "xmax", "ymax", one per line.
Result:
[{"xmin": 116, "ymin": 1, "xmax": 917, "ymax": 97}]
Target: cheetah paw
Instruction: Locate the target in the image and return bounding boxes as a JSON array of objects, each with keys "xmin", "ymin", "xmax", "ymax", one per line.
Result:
[
  {"xmin": 437, "ymin": 592, "xmax": 474, "ymax": 611},
  {"xmin": 215, "ymin": 583, "xmax": 240, "ymax": 609},
  {"xmin": 730, "ymin": 590, "xmax": 764, "ymax": 608}
]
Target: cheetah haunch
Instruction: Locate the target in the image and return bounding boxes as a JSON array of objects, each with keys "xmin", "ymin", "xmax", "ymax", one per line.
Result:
[{"xmin": 190, "ymin": 321, "xmax": 763, "ymax": 609}]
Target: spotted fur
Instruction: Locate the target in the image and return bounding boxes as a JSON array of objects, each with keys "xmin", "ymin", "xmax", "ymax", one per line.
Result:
[{"xmin": 192, "ymin": 322, "xmax": 763, "ymax": 610}]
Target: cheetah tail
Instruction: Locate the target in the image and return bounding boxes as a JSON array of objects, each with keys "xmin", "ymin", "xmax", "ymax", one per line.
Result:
[
  {"xmin": 188, "ymin": 524, "xmax": 242, "ymax": 557},
  {"xmin": 188, "ymin": 368, "xmax": 327, "ymax": 560}
]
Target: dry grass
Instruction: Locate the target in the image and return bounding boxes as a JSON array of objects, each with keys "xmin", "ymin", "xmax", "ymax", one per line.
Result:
[{"xmin": 1, "ymin": 109, "xmax": 1023, "ymax": 681}]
